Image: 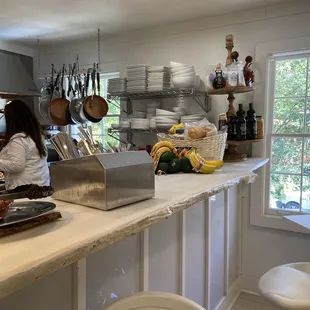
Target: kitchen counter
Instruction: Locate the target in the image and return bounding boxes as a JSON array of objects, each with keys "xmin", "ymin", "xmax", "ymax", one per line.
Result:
[{"xmin": 0, "ymin": 157, "xmax": 268, "ymax": 300}]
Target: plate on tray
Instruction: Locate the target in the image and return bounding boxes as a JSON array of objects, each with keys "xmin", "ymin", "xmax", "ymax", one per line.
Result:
[{"xmin": 0, "ymin": 201, "xmax": 56, "ymax": 228}]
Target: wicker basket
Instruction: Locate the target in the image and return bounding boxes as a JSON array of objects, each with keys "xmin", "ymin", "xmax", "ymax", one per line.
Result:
[{"xmin": 157, "ymin": 132, "xmax": 227, "ymax": 160}]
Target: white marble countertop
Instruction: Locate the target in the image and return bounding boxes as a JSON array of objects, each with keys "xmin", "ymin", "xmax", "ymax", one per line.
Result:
[{"xmin": 0, "ymin": 157, "xmax": 268, "ymax": 299}]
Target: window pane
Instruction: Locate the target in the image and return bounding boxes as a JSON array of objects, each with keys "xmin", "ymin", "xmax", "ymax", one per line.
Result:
[
  {"xmin": 306, "ymin": 99, "xmax": 310, "ymax": 133},
  {"xmin": 302, "ymin": 176, "xmax": 310, "ymax": 213},
  {"xmin": 107, "ymin": 100, "xmax": 121, "ymax": 115},
  {"xmin": 90, "ymin": 122, "xmax": 103, "ymax": 136},
  {"xmin": 303, "ymin": 138, "xmax": 310, "ymax": 175},
  {"xmin": 270, "ymin": 174, "xmax": 301, "ymax": 211},
  {"xmin": 273, "ymin": 98, "xmax": 304, "ymax": 134},
  {"xmin": 270, "ymin": 137, "xmax": 303, "ymax": 174},
  {"xmin": 275, "ymin": 58, "xmax": 307, "ymax": 98}
]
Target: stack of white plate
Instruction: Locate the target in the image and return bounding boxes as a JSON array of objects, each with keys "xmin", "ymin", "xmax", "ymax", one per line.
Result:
[
  {"xmin": 170, "ymin": 61, "xmax": 196, "ymax": 89},
  {"xmin": 148, "ymin": 66, "xmax": 171, "ymax": 91},
  {"xmin": 120, "ymin": 119, "xmax": 131, "ymax": 128},
  {"xmin": 181, "ymin": 114, "xmax": 207, "ymax": 123},
  {"xmin": 111, "ymin": 123, "xmax": 120, "ymax": 129},
  {"xmin": 131, "ymin": 110, "xmax": 146, "ymax": 118},
  {"xmin": 131, "ymin": 118, "xmax": 150, "ymax": 130},
  {"xmin": 173, "ymin": 107, "xmax": 187, "ymax": 116},
  {"xmin": 108, "ymin": 78, "xmax": 127, "ymax": 93},
  {"xmin": 155, "ymin": 109, "xmax": 179, "ymax": 129},
  {"xmin": 150, "ymin": 118, "xmax": 157, "ymax": 130},
  {"xmin": 127, "ymin": 65, "xmax": 149, "ymax": 92}
]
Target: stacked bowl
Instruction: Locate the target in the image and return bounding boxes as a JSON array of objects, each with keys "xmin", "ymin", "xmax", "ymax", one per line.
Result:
[
  {"xmin": 155, "ymin": 109, "xmax": 179, "ymax": 129},
  {"xmin": 131, "ymin": 118, "xmax": 150, "ymax": 130},
  {"xmin": 170, "ymin": 61, "xmax": 196, "ymax": 89},
  {"xmin": 181, "ymin": 114, "xmax": 207, "ymax": 124}
]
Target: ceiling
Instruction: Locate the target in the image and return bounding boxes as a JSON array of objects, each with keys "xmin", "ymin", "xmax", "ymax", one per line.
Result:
[{"xmin": 0, "ymin": 0, "xmax": 293, "ymax": 44}]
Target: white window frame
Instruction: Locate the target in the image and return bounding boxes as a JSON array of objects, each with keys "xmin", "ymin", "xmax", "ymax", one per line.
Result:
[
  {"xmin": 249, "ymin": 36, "xmax": 310, "ymax": 233},
  {"xmin": 265, "ymin": 52, "xmax": 310, "ymax": 216}
]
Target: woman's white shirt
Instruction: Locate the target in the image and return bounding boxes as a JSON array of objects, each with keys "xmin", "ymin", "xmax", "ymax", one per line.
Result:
[{"xmin": 0, "ymin": 133, "xmax": 50, "ymax": 190}]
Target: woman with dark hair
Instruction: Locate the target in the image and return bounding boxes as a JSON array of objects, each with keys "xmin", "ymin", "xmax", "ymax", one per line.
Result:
[{"xmin": 0, "ymin": 100, "xmax": 49, "ymax": 218}]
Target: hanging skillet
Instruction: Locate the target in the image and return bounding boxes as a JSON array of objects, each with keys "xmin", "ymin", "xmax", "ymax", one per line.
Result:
[
  {"xmin": 83, "ymin": 63, "xmax": 108, "ymax": 119},
  {"xmin": 48, "ymin": 65, "xmax": 70, "ymax": 126}
]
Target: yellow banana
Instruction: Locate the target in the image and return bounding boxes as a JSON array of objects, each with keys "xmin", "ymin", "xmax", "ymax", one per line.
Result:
[
  {"xmin": 186, "ymin": 148, "xmax": 217, "ymax": 174},
  {"xmin": 151, "ymin": 141, "xmax": 175, "ymax": 157},
  {"xmin": 153, "ymin": 147, "xmax": 172, "ymax": 171},
  {"xmin": 204, "ymin": 160, "xmax": 223, "ymax": 169}
]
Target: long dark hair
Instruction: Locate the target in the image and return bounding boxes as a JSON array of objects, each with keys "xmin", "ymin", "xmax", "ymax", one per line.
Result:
[{"xmin": 2, "ymin": 100, "xmax": 46, "ymax": 157}]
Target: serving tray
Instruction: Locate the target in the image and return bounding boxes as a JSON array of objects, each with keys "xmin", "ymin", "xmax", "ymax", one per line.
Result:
[{"xmin": 0, "ymin": 201, "xmax": 56, "ymax": 228}]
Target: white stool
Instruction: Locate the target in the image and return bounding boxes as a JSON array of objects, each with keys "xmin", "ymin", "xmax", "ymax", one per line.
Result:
[
  {"xmin": 104, "ymin": 291, "xmax": 205, "ymax": 310},
  {"xmin": 258, "ymin": 262, "xmax": 310, "ymax": 309}
]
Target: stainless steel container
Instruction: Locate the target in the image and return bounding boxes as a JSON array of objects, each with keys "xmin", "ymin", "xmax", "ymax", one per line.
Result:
[{"xmin": 50, "ymin": 151, "xmax": 155, "ymax": 211}]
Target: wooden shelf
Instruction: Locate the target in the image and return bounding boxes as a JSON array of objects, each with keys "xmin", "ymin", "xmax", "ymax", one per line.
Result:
[
  {"xmin": 227, "ymin": 139, "xmax": 264, "ymax": 145},
  {"xmin": 208, "ymin": 86, "xmax": 254, "ymax": 95}
]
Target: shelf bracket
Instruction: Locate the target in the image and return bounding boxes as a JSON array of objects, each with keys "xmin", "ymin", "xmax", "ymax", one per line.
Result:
[{"xmin": 192, "ymin": 95, "xmax": 211, "ymax": 113}]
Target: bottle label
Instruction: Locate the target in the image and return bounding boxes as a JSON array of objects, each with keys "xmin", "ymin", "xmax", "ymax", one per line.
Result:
[{"xmin": 241, "ymin": 124, "xmax": 246, "ymax": 136}]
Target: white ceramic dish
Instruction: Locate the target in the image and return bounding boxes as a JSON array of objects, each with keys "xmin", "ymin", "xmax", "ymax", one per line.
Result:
[
  {"xmin": 170, "ymin": 61, "xmax": 192, "ymax": 69},
  {"xmin": 172, "ymin": 76, "xmax": 195, "ymax": 88},
  {"xmin": 156, "ymin": 109, "xmax": 177, "ymax": 115},
  {"xmin": 111, "ymin": 123, "xmax": 120, "ymax": 129},
  {"xmin": 171, "ymin": 67, "xmax": 195, "ymax": 75}
]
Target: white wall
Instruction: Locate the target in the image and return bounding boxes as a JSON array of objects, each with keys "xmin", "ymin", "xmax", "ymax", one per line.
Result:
[{"xmin": 38, "ymin": 0, "xmax": 310, "ymax": 290}]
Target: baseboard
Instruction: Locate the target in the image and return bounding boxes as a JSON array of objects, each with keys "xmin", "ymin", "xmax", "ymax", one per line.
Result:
[
  {"xmin": 215, "ymin": 276, "xmax": 243, "ymax": 310},
  {"xmin": 239, "ymin": 274, "xmax": 260, "ymax": 294},
  {"xmin": 213, "ymin": 274, "xmax": 261, "ymax": 310}
]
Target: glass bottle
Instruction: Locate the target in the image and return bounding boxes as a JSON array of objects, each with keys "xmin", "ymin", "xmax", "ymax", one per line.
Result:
[
  {"xmin": 257, "ymin": 116, "xmax": 264, "ymax": 139},
  {"xmin": 246, "ymin": 103, "xmax": 257, "ymax": 140},
  {"xmin": 236, "ymin": 104, "xmax": 247, "ymax": 141},
  {"xmin": 227, "ymin": 112, "xmax": 237, "ymax": 140},
  {"xmin": 218, "ymin": 113, "xmax": 227, "ymax": 131},
  {"xmin": 212, "ymin": 64, "xmax": 226, "ymax": 89}
]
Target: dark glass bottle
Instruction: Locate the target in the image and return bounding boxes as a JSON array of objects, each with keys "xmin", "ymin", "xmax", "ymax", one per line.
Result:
[
  {"xmin": 246, "ymin": 103, "xmax": 257, "ymax": 140},
  {"xmin": 236, "ymin": 104, "xmax": 247, "ymax": 141},
  {"xmin": 212, "ymin": 64, "xmax": 226, "ymax": 89},
  {"xmin": 227, "ymin": 112, "xmax": 237, "ymax": 140}
]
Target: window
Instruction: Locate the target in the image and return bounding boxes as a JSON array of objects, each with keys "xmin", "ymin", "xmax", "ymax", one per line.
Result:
[
  {"xmin": 71, "ymin": 72, "xmax": 120, "ymax": 149},
  {"xmin": 266, "ymin": 52, "xmax": 310, "ymax": 215}
]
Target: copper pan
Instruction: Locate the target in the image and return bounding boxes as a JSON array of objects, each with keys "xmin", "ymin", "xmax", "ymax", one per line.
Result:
[
  {"xmin": 48, "ymin": 66, "xmax": 70, "ymax": 126},
  {"xmin": 83, "ymin": 65, "xmax": 108, "ymax": 119}
]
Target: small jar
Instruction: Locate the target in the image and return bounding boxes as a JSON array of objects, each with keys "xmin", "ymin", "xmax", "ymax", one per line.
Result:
[{"xmin": 257, "ymin": 116, "xmax": 264, "ymax": 139}]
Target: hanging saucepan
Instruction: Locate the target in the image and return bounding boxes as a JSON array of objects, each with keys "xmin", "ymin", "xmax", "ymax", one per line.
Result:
[
  {"xmin": 81, "ymin": 68, "xmax": 102, "ymax": 123},
  {"xmin": 48, "ymin": 66, "xmax": 70, "ymax": 126},
  {"xmin": 39, "ymin": 64, "xmax": 57, "ymax": 124},
  {"xmin": 69, "ymin": 73, "xmax": 89, "ymax": 124},
  {"xmin": 83, "ymin": 64, "xmax": 108, "ymax": 119},
  {"xmin": 64, "ymin": 64, "xmax": 79, "ymax": 125}
]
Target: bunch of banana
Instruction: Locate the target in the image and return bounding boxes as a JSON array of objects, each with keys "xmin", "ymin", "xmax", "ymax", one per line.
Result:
[
  {"xmin": 186, "ymin": 148, "xmax": 223, "ymax": 174},
  {"xmin": 152, "ymin": 146, "xmax": 171, "ymax": 171},
  {"xmin": 169, "ymin": 123, "xmax": 184, "ymax": 134},
  {"xmin": 150, "ymin": 141, "xmax": 178, "ymax": 157}
]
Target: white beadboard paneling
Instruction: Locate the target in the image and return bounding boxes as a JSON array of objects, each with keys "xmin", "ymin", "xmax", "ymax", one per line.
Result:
[
  {"xmin": 86, "ymin": 235, "xmax": 140, "ymax": 310},
  {"xmin": 229, "ymin": 186, "xmax": 241, "ymax": 287},
  {"xmin": 209, "ymin": 192, "xmax": 225, "ymax": 310},
  {"xmin": 0, "ymin": 266, "xmax": 72, "ymax": 310},
  {"xmin": 148, "ymin": 213, "xmax": 179, "ymax": 293},
  {"xmin": 184, "ymin": 201, "xmax": 206, "ymax": 306}
]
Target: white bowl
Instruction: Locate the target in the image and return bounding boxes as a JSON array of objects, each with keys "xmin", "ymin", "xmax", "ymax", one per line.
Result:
[
  {"xmin": 172, "ymin": 76, "xmax": 195, "ymax": 88},
  {"xmin": 171, "ymin": 67, "xmax": 195, "ymax": 75},
  {"xmin": 156, "ymin": 109, "xmax": 177, "ymax": 115},
  {"xmin": 120, "ymin": 123, "xmax": 130, "ymax": 129},
  {"xmin": 111, "ymin": 123, "xmax": 120, "ymax": 129},
  {"xmin": 173, "ymin": 107, "xmax": 187, "ymax": 113},
  {"xmin": 170, "ymin": 61, "xmax": 192, "ymax": 69}
]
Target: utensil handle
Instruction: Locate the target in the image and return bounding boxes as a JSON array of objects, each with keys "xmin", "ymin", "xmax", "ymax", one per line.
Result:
[{"xmin": 96, "ymin": 64, "xmax": 100, "ymax": 95}]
